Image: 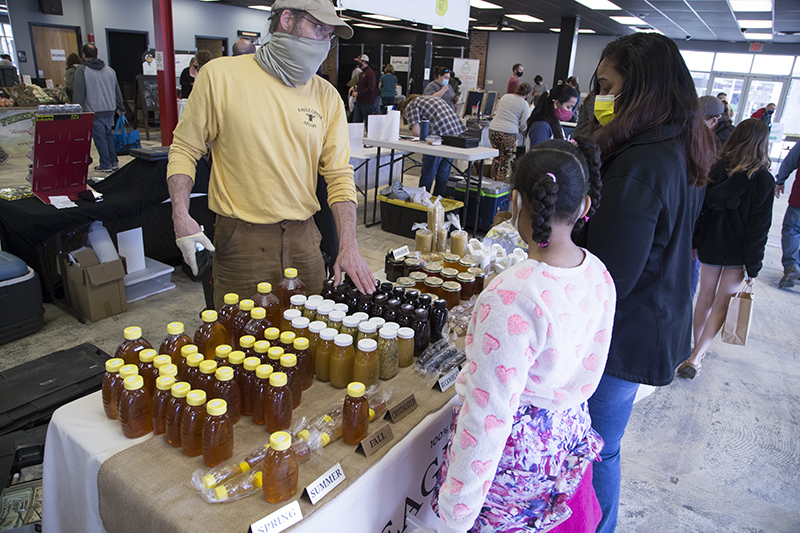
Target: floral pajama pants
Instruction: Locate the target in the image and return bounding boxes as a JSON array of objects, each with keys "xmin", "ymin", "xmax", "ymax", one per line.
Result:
[{"xmin": 489, "ymin": 131, "xmax": 518, "ymax": 182}]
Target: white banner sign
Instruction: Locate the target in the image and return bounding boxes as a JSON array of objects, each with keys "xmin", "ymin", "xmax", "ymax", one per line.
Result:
[
  {"xmin": 341, "ymin": 0, "xmax": 469, "ymax": 33},
  {"xmin": 50, "ymin": 49, "xmax": 66, "ymax": 61},
  {"xmin": 0, "ymin": 109, "xmax": 36, "ymax": 157},
  {"xmin": 453, "ymin": 58, "xmax": 479, "ymax": 93},
  {"xmin": 390, "ymin": 56, "xmax": 409, "ymax": 73}
]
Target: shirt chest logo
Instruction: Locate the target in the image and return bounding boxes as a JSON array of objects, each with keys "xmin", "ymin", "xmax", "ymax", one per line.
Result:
[{"xmin": 298, "ymin": 107, "xmax": 323, "ymax": 129}]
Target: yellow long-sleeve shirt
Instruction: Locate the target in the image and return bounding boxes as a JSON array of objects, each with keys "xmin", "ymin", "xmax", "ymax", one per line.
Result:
[{"xmin": 167, "ymin": 54, "xmax": 356, "ymax": 224}]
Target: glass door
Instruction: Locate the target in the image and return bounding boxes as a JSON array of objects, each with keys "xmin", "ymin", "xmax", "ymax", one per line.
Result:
[
  {"xmin": 709, "ymin": 76, "xmax": 745, "ymax": 121},
  {"xmin": 741, "ymin": 78, "xmax": 784, "ymax": 122}
]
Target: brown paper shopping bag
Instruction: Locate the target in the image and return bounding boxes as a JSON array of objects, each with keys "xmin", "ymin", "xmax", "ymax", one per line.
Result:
[{"xmin": 721, "ymin": 284, "xmax": 754, "ymax": 346}]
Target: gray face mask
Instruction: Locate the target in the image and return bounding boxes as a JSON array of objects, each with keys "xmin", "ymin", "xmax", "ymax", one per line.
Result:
[{"xmin": 254, "ymin": 32, "xmax": 330, "ymax": 87}]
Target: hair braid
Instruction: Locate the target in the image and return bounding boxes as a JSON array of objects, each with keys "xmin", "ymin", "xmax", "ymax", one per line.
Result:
[
  {"xmin": 571, "ymin": 135, "xmax": 602, "ymax": 231},
  {"xmin": 529, "ymin": 179, "xmax": 559, "ymax": 246}
]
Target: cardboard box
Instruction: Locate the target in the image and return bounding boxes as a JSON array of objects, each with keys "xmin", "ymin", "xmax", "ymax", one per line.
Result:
[{"xmin": 65, "ymin": 248, "xmax": 127, "ymax": 322}]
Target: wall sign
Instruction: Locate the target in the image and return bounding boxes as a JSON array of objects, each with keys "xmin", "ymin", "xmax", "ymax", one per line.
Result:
[
  {"xmin": 453, "ymin": 58, "xmax": 479, "ymax": 93},
  {"xmin": 340, "ymin": 0, "xmax": 469, "ymax": 33},
  {"xmin": 390, "ymin": 56, "xmax": 410, "ymax": 73}
]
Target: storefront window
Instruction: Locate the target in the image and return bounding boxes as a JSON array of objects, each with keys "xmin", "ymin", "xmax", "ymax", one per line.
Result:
[
  {"xmin": 690, "ymin": 71, "xmax": 710, "ymax": 96},
  {"xmin": 681, "ymin": 50, "xmax": 714, "ymax": 72},
  {"xmin": 751, "ymin": 54, "xmax": 794, "ymax": 76},
  {"xmin": 714, "ymin": 53, "xmax": 753, "ymax": 74},
  {"xmin": 782, "ymin": 79, "xmax": 800, "ymax": 137}
]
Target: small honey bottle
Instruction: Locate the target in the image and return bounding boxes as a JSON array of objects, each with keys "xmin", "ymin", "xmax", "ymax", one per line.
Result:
[
  {"xmin": 151, "ymin": 375, "xmax": 176, "ymax": 435},
  {"xmin": 342, "ymin": 382, "xmax": 369, "ymax": 445},
  {"xmin": 264, "ymin": 372, "xmax": 292, "ymax": 433},
  {"xmin": 262, "ymin": 431, "xmax": 299, "ymax": 503},
  {"xmin": 137, "ymin": 348, "xmax": 158, "ymax": 396},
  {"xmin": 203, "ymin": 399, "xmax": 234, "ymax": 467},
  {"xmin": 181, "ymin": 390, "xmax": 208, "ymax": 457},
  {"xmin": 292, "ymin": 337, "xmax": 313, "ymax": 390},
  {"xmin": 194, "ymin": 310, "xmax": 228, "ymax": 360},
  {"xmin": 159, "ymin": 322, "xmax": 192, "ymax": 366},
  {"xmin": 211, "ymin": 366, "xmax": 241, "ymax": 424},
  {"xmin": 214, "ymin": 344, "xmax": 232, "ymax": 367},
  {"xmin": 178, "ymin": 344, "xmax": 199, "ymax": 380},
  {"xmin": 279, "ymin": 354, "xmax": 302, "ymax": 409},
  {"xmin": 267, "ymin": 346, "xmax": 285, "ymax": 374},
  {"xmin": 183, "ymin": 353, "xmax": 205, "ymax": 390},
  {"xmin": 118, "ymin": 375, "xmax": 152, "ymax": 439},
  {"xmin": 196, "ymin": 360, "xmax": 219, "ymax": 397},
  {"xmin": 254, "ymin": 340, "xmax": 271, "ymax": 365},
  {"xmin": 230, "ymin": 299, "xmax": 255, "ymax": 350},
  {"xmin": 115, "ymin": 364, "xmax": 139, "ymax": 416},
  {"xmin": 159, "ymin": 363, "xmax": 179, "ymax": 380},
  {"xmin": 240, "ymin": 357, "xmax": 262, "ymax": 416},
  {"xmin": 165, "ymin": 381, "xmax": 191, "ymax": 447},
  {"xmin": 102, "ymin": 358, "xmax": 125, "ymax": 419},
  {"xmin": 252, "ymin": 364, "xmax": 275, "ymax": 425}
]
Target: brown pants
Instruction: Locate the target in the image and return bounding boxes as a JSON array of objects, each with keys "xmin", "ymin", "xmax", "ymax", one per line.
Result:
[{"xmin": 211, "ymin": 215, "xmax": 326, "ymax": 309}]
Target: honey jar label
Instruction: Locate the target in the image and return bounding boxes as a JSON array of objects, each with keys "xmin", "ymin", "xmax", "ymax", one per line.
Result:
[
  {"xmin": 304, "ymin": 463, "xmax": 346, "ymax": 505},
  {"xmin": 387, "ymin": 394, "xmax": 418, "ymax": 423},
  {"xmin": 357, "ymin": 423, "xmax": 394, "ymax": 457},
  {"xmin": 392, "ymin": 245, "xmax": 410, "ymax": 260},
  {"xmin": 250, "ymin": 500, "xmax": 303, "ymax": 533}
]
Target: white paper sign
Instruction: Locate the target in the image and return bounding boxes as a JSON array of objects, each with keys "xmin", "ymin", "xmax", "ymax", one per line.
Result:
[
  {"xmin": 453, "ymin": 59, "xmax": 479, "ymax": 93},
  {"xmin": 117, "ymin": 227, "xmax": 146, "ymax": 274},
  {"xmin": 340, "ymin": 0, "xmax": 469, "ymax": 33},
  {"xmin": 436, "ymin": 367, "xmax": 460, "ymax": 392},
  {"xmin": 305, "ymin": 463, "xmax": 346, "ymax": 505},
  {"xmin": 250, "ymin": 500, "xmax": 303, "ymax": 533},
  {"xmin": 22, "ymin": 75, "xmax": 31, "ymax": 85},
  {"xmin": 50, "ymin": 49, "xmax": 66, "ymax": 61},
  {"xmin": 390, "ymin": 56, "xmax": 409, "ymax": 73},
  {"xmin": 155, "ymin": 50, "xmax": 164, "ymax": 71}
]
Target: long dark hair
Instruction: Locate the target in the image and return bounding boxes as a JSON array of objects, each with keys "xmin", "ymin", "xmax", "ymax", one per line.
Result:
[
  {"xmin": 511, "ymin": 136, "xmax": 602, "ymax": 247},
  {"xmin": 527, "ymin": 84, "xmax": 579, "ymax": 140},
  {"xmin": 719, "ymin": 118, "xmax": 771, "ymax": 178},
  {"xmin": 590, "ymin": 33, "xmax": 716, "ymax": 187}
]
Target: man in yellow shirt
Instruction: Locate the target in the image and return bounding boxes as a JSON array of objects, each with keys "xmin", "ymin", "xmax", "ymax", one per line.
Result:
[{"xmin": 167, "ymin": 0, "xmax": 374, "ymax": 307}]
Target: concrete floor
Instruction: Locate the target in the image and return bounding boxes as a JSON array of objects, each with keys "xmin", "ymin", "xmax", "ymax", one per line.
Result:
[{"xmin": 0, "ymin": 128, "xmax": 798, "ymax": 532}]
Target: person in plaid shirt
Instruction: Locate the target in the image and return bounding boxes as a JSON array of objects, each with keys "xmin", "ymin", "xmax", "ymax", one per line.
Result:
[{"xmin": 398, "ymin": 94, "xmax": 466, "ymax": 196}]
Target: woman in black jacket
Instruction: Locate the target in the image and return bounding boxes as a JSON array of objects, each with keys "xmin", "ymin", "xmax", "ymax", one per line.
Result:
[
  {"xmin": 582, "ymin": 34, "xmax": 718, "ymax": 533},
  {"xmin": 678, "ymin": 119, "xmax": 774, "ymax": 379}
]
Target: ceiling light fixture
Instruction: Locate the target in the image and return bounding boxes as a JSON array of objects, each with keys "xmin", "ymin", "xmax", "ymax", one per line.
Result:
[
  {"xmin": 470, "ymin": 0, "xmax": 502, "ymax": 9},
  {"xmin": 630, "ymin": 26, "xmax": 662, "ymax": 34},
  {"xmin": 506, "ymin": 14, "xmax": 543, "ymax": 23},
  {"xmin": 473, "ymin": 25, "xmax": 500, "ymax": 30},
  {"xmin": 730, "ymin": 0, "xmax": 772, "ymax": 12},
  {"xmin": 501, "ymin": 27, "xmax": 515, "ymax": 31},
  {"xmin": 353, "ymin": 23, "xmax": 382, "ymax": 29},
  {"xmin": 578, "ymin": 28, "xmax": 596, "ymax": 33},
  {"xmin": 743, "ymin": 32, "xmax": 773, "ymax": 39},
  {"xmin": 610, "ymin": 15, "xmax": 646, "ymax": 25},
  {"xmin": 737, "ymin": 19, "xmax": 772, "ymax": 28},
  {"xmin": 574, "ymin": 0, "xmax": 622, "ymax": 10},
  {"xmin": 247, "ymin": 5, "xmax": 271, "ymax": 10},
  {"xmin": 363, "ymin": 14, "xmax": 401, "ymax": 21},
  {"xmin": 550, "ymin": 28, "xmax": 561, "ymax": 32},
  {"xmin": 469, "ymin": 17, "xmax": 477, "ymax": 21}
]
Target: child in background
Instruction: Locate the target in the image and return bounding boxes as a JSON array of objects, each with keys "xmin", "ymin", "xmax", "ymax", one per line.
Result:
[{"xmin": 432, "ymin": 137, "xmax": 616, "ymax": 533}]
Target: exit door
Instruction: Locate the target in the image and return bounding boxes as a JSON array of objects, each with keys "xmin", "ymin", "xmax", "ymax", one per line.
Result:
[{"xmin": 30, "ymin": 24, "xmax": 81, "ymax": 85}]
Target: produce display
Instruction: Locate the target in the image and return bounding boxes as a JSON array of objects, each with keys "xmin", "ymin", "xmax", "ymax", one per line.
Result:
[{"xmin": 8, "ymin": 84, "xmax": 57, "ymax": 105}]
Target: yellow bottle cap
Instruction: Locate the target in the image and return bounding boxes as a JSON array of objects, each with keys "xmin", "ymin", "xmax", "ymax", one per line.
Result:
[
  {"xmin": 240, "ymin": 461, "xmax": 251, "ymax": 473},
  {"xmin": 280, "ymin": 354, "xmax": 297, "ymax": 368},
  {"xmin": 269, "ymin": 372, "xmax": 288, "ymax": 387},
  {"xmin": 186, "ymin": 390, "xmax": 207, "ymax": 406},
  {"xmin": 270, "ymin": 431, "xmax": 292, "ymax": 451},
  {"xmin": 253, "ymin": 471, "xmax": 263, "ymax": 488},
  {"xmin": 215, "ymin": 366, "xmax": 234, "ymax": 381},
  {"xmin": 267, "ymin": 346, "xmax": 284, "ymax": 361},
  {"xmin": 239, "ymin": 335, "xmax": 256, "ymax": 349},
  {"xmin": 264, "ymin": 328, "xmax": 280, "ymax": 341},
  {"xmin": 229, "ymin": 351, "xmax": 245, "ymax": 365},
  {"xmin": 105, "ymin": 358, "xmax": 124, "ymax": 373},
  {"xmin": 251, "ymin": 307, "xmax": 266, "ymax": 320},
  {"xmin": 243, "ymin": 357, "xmax": 261, "ymax": 371},
  {"xmin": 138, "ymin": 348, "xmax": 157, "ymax": 363},
  {"xmin": 254, "ymin": 340, "xmax": 270, "ymax": 354},
  {"xmin": 171, "ymin": 382, "xmax": 191, "ymax": 398},
  {"xmin": 159, "ymin": 364, "xmax": 178, "ymax": 378},
  {"xmin": 123, "ymin": 326, "xmax": 142, "ymax": 340},
  {"xmin": 203, "ymin": 474, "xmax": 218, "ymax": 489},
  {"xmin": 187, "ymin": 353, "xmax": 204, "ymax": 367},
  {"xmin": 181, "ymin": 344, "xmax": 199, "ymax": 358},
  {"xmin": 369, "ymin": 408, "xmax": 376, "ymax": 421},
  {"xmin": 123, "ymin": 375, "xmax": 144, "ymax": 391},
  {"xmin": 293, "ymin": 337, "xmax": 310, "ymax": 351},
  {"xmin": 207, "ymin": 399, "xmax": 227, "ymax": 416},
  {"xmin": 257, "ymin": 282, "xmax": 273, "ymax": 294},
  {"xmin": 156, "ymin": 376, "xmax": 176, "ymax": 391},
  {"xmin": 321, "ymin": 432, "xmax": 331, "ymax": 447},
  {"xmin": 199, "ymin": 360, "xmax": 217, "ymax": 375},
  {"xmin": 201, "ymin": 310, "xmax": 218, "ymax": 322},
  {"xmin": 256, "ymin": 365, "xmax": 274, "ymax": 379},
  {"xmin": 166, "ymin": 322, "xmax": 185, "ymax": 335},
  {"xmin": 213, "ymin": 485, "xmax": 228, "ymax": 501},
  {"xmin": 119, "ymin": 364, "xmax": 139, "ymax": 379},
  {"xmin": 224, "ymin": 293, "xmax": 239, "ymax": 305},
  {"xmin": 347, "ymin": 382, "xmax": 366, "ymax": 398},
  {"xmin": 297, "ymin": 429, "xmax": 310, "ymax": 441},
  {"xmin": 284, "ymin": 268, "xmax": 298, "ymax": 279},
  {"xmin": 153, "ymin": 355, "xmax": 171, "ymax": 368},
  {"xmin": 239, "ymin": 299, "xmax": 255, "ymax": 311},
  {"xmin": 323, "ymin": 415, "xmax": 333, "ymax": 424},
  {"xmin": 279, "ymin": 331, "xmax": 296, "ymax": 345},
  {"xmin": 215, "ymin": 344, "xmax": 232, "ymax": 359}
]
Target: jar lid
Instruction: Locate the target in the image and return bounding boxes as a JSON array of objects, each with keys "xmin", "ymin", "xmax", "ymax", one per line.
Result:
[
  {"xmin": 181, "ymin": 344, "xmax": 199, "ymax": 357},
  {"xmin": 255, "ymin": 340, "xmax": 271, "ymax": 354},
  {"xmin": 343, "ymin": 315, "xmax": 361, "ymax": 328},
  {"xmin": 347, "ymin": 382, "xmax": 366, "ymax": 398},
  {"xmin": 396, "ymin": 327, "xmax": 415, "ymax": 339},
  {"xmin": 156, "ymin": 375, "xmax": 176, "ymax": 391},
  {"xmin": 404, "ymin": 257, "xmax": 421, "ymax": 266},
  {"xmin": 186, "ymin": 390, "xmax": 207, "ymax": 406},
  {"xmin": 442, "ymin": 281, "xmax": 462, "ymax": 292},
  {"xmin": 289, "ymin": 294, "xmax": 307, "ymax": 306},
  {"xmin": 239, "ymin": 335, "xmax": 256, "ymax": 348},
  {"xmin": 294, "ymin": 337, "xmax": 310, "ymax": 350},
  {"xmin": 207, "ymin": 399, "xmax": 227, "ymax": 416},
  {"xmin": 171, "ymin": 382, "xmax": 191, "ymax": 398},
  {"xmin": 250, "ymin": 307, "xmax": 266, "ymax": 320},
  {"xmin": 224, "ymin": 293, "xmax": 239, "ymax": 305},
  {"xmin": 187, "ymin": 353, "xmax": 205, "ymax": 367},
  {"xmin": 424, "ymin": 263, "xmax": 443, "ymax": 273},
  {"xmin": 334, "ymin": 333, "xmax": 354, "ymax": 347},
  {"xmin": 153, "ymin": 355, "xmax": 171, "ymax": 368},
  {"xmin": 159, "ymin": 364, "xmax": 178, "ymax": 378},
  {"xmin": 267, "ymin": 346, "xmax": 284, "ymax": 360},
  {"xmin": 456, "ymin": 272, "xmax": 475, "ymax": 282},
  {"xmin": 458, "ymin": 257, "xmax": 477, "ymax": 266},
  {"xmin": 105, "ymin": 358, "xmax": 124, "ymax": 372},
  {"xmin": 256, "ymin": 364, "xmax": 274, "ymax": 379},
  {"xmin": 284, "ymin": 268, "xmax": 298, "ymax": 278},
  {"xmin": 352, "ymin": 312, "xmax": 369, "ymax": 322},
  {"xmin": 215, "ymin": 344, "xmax": 232, "ymax": 358},
  {"xmin": 202, "ymin": 310, "xmax": 218, "ymax": 322},
  {"xmin": 257, "ymin": 282, "xmax": 273, "ymax": 294},
  {"xmin": 443, "ymin": 253, "xmax": 460, "ymax": 261},
  {"xmin": 264, "ymin": 328, "xmax": 281, "ymax": 341},
  {"xmin": 320, "ymin": 327, "xmax": 339, "ymax": 341},
  {"xmin": 279, "ymin": 331, "xmax": 296, "ymax": 344},
  {"xmin": 239, "ymin": 299, "xmax": 255, "ymax": 311},
  {"xmin": 243, "ymin": 357, "xmax": 261, "ymax": 371},
  {"xmin": 307, "ymin": 294, "xmax": 324, "ymax": 303},
  {"xmin": 328, "ymin": 310, "xmax": 346, "ymax": 323},
  {"xmin": 409, "ymin": 271, "xmax": 428, "ymax": 281},
  {"xmin": 396, "ymin": 276, "xmax": 416, "ymax": 287},
  {"xmin": 333, "ymin": 303, "xmax": 350, "ymax": 313},
  {"xmin": 308, "ymin": 320, "xmax": 327, "ymax": 333},
  {"xmin": 414, "ymin": 308, "xmax": 429, "ymax": 319},
  {"xmin": 280, "ymin": 354, "xmax": 297, "ymax": 367},
  {"xmin": 358, "ymin": 321, "xmax": 377, "ymax": 333},
  {"xmin": 270, "ymin": 431, "xmax": 292, "ymax": 451},
  {"xmin": 379, "ymin": 326, "xmax": 398, "ymax": 339},
  {"xmin": 292, "ymin": 316, "xmax": 310, "ymax": 329},
  {"xmin": 215, "ymin": 366, "xmax": 234, "ymax": 381},
  {"xmin": 357, "ymin": 338, "xmax": 378, "ymax": 352},
  {"xmin": 316, "ymin": 303, "xmax": 333, "ymax": 316},
  {"xmin": 468, "ymin": 267, "xmax": 486, "ymax": 277},
  {"xmin": 123, "ymin": 375, "xmax": 144, "ymax": 391},
  {"xmin": 166, "ymin": 322, "xmax": 184, "ymax": 335},
  {"xmin": 229, "ymin": 351, "xmax": 246, "ymax": 364},
  {"xmin": 441, "ymin": 268, "xmax": 459, "ymax": 277},
  {"xmin": 383, "ymin": 321, "xmax": 400, "ymax": 331},
  {"xmin": 424, "ymin": 277, "xmax": 443, "ymax": 286},
  {"xmin": 304, "ymin": 299, "xmax": 320, "ymax": 310},
  {"xmin": 269, "ymin": 372, "xmax": 288, "ymax": 387},
  {"xmin": 199, "ymin": 360, "xmax": 218, "ymax": 375},
  {"xmin": 283, "ymin": 309, "xmax": 301, "ymax": 321},
  {"xmin": 123, "ymin": 326, "xmax": 142, "ymax": 340}
]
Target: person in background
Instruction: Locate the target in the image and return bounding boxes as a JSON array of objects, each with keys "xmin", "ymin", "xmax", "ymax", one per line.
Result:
[
  {"xmin": 432, "ymin": 137, "xmax": 611, "ymax": 533},
  {"xmin": 678, "ymin": 118, "xmax": 774, "ymax": 378},
  {"xmin": 715, "ymin": 99, "xmax": 736, "ymax": 146},
  {"xmin": 507, "ymin": 63, "xmax": 523, "ymax": 94},
  {"xmin": 582, "ymin": 33, "xmax": 717, "ymax": 533},
  {"xmin": 699, "ymin": 95, "xmax": 724, "ymax": 149},
  {"xmin": 167, "ymin": 0, "xmax": 375, "ymax": 308},
  {"xmin": 64, "ymin": 53, "xmax": 82, "ymax": 103},
  {"xmin": 566, "ymin": 76, "xmax": 581, "ymax": 118},
  {"xmin": 73, "ymin": 43, "xmax": 125, "ymax": 173},
  {"xmin": 775, "ymin": 142, "xmax": 800, "ymax": 289},
  {"xmin": 232, "ymin": 38, "xmax": 256, "ymax": 56},
  {"xmin": 352, "ymin": 53, "xmax": 377, "ymax": 123},
  {"xmin": 423, "ymin": 66, "xmax": 457, "ymax": 112},
  {"xmin": 572, "ymin": 92, "xmax": 595, "ymax": 139},
  {"xmin": 751, "ymin": 102, "xmax": 776, "ymax": 129},
  {"xmin": 526, "ymin": 84, "xmax": 579, "ymax": 148},
  {"xmin": 717, "ymin": 92, "xmax": 734, "ymax": 119},
  {"xmin": 531, "ymin": 74, "xmax": 548, "ymax": 105},
  {"xmin": 397, "ymin": 94, "xmax": 465, "ymax": 197},
  {"xmin": 378, "ymin": 64, "xmax": 398, "ymax": 112},
  {"xmin": 180, "ymin": 56, "xmax": 199, "ymax": 99},
  {"xmin": 0, "ymin": 54, "xmax": 12, "ymax": 66},
  {"xmin": 488, "ymin": 82, "xmax": 531, "ymax": 181},
  {"xmin": 195, "ymin": 50, "xmax": 214, "ymax": 70}
]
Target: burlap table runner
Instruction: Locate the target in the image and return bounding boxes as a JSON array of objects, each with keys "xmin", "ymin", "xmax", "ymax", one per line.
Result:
[{"xmin": 97, "ymin": 365, "xmax": 455, "ymax": 532}]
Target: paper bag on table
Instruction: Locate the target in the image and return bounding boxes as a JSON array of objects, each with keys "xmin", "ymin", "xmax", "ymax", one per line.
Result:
[
  {"xmin": 380, "ymin": 110, "xmax": 401, "ymax": 141},
  {"xmin": 367, "ymin": 114, "xmax": 386, "ymax": 140},
  {"xmin": 721, "ymin": 284, "xmax": 754, "ymax": 346}
]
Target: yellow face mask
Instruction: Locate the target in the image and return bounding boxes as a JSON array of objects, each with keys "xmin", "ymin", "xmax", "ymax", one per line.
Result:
[{"xmin": 594, "ymin": 93, "xmax": 621, "ymax": 126}]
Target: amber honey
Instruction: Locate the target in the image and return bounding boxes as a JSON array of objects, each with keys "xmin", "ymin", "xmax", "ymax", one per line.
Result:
[
  {"xmin": 292, "ymin": 338, "xmax": 313, "ymax": 390},
  {"xmin": 115, "ymin": 365, "xmax": 139, "ymax": 416},
  {"xmin": 211, "ymin": 366, "xmax": 241, "ymax": 424},
  {"xmin": 214, "ymin": 344, "xmax": 232, "ymax": 367},
  {"xmin": 159, "ymin": 322, "xmax": 192, "ymax": 366},
  {"xmin": 203, "ymin": 399, "xmax": 234, "ymax": 467},
  {"xmin": 195, "ymin": 310, "xmax": 228, "ymax": 360},
  {"xmin": 240, "ymin": 357, "xmax": 262, "ymax": 417},
  {"xmin": 251, "ymin": 364, "xmax": 275, "ymax": 425},
  {"xmin": 118, "ymin": 375, "xmax": 152, "ymax": 439},
  {"xmin": 217, "ymin": 293, "xmax": 239, "ymax": 343},
  {"xmin": 102, "ymin": 358, "xmax": 125, "ymax": 420},
  {"xmin": 254, "ymin": 340, "xmax": 272, "ymax": 365},
  {"xmin": 279, "ymin": 354, "xmax": 302, "ymax": 409},
  {"xmin": 342, "ymin": 382, "xmax": 369, "ymax": 445},
  {"xmin": 151, "ymin": 376, "xmax": 175, "ymax": 435},
  {"xmin": 181, "ymin": 390, "xmax": 207, "ymax": 456},
  {"xmin": 178, "ymin": 344, "xmax": 198, "ymax": 380},
  {"xmin": 352, "ymin": 339, "xmax": 380, "ymax": 389},
  {"xmin": 230, "ymin": 299, "xmax": 255, "ymax": 350},
  {"xmin": 196, "ymin": 360, "xmax": 218, "ymax": 397},
  {"xmin": 251, "ymin": 282, "xmax": 281, "ymax": 328},
  {"xmin": 165, "ymin": 382, "xmax": 190, "ymax": 447},
  {"xmin": 262, "ymin": 432, "xmax": 298, "ymax": 503},
  {"xmin": 239, "ymin": 335, "xmax": 257, "ymax": 360},
  {"xmin": 244, "ymin": 307, "xmax": 270, "ymax": 342},
  {"xmin": 264, "ymin": 372, "xmax": 293, "ymax": 432}
]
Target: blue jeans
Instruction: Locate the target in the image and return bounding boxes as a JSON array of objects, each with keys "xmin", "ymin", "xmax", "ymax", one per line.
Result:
[
  {"xmin": 588, "ymin": 373, "xmax": 640, "ymax": 533},
  {"xmin": 419, "ymin": 155, "xmax": 452, "ymax": 197},
  {"xmin": 352, "ymin": 101, "xmax": 378, "ymax": 124},
  {"xmin": 92, "ymin": 112, "xmax": 118, "ymax": 169},
  {"xmin": 781, "ymin": 204, "xmax": 800, "ymax": 272},
  {"xmin": 381, "ymin": 96, "xmax": 395, "ymax": 113}
]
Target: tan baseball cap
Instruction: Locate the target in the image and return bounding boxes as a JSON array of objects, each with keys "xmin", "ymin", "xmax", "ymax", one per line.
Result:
[{"xmin": 272, "ymin": 0, "xmax": 354, "ymax": 39}]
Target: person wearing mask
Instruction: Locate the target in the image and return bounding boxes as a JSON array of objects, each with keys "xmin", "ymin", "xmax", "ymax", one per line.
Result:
[
  {"xmin": 526, "ymin": 84, "xmax": 579, "ymax": 148},
  {"xmin": 581, "ymin": 33, "xmax": 717, "ymax": 533},
  {"xmin": 423, "ymin": 66, "xmax": 456, "ymax": 112},
  {"xmin": 397, "ymin": 94, "xmax": 465, "ymax": 197},
  {"xmin": 352, "ymin": 54, "xmax": 377, "ymax": 123},
  {"xmin": 180, "ymin": 56, "xmax": 199, "ymax": 99},
  {"xmin": 488, "ymin": 82, "xmax": 531, "ymax": 181},
  {"xmin": 751, "ymin": 102, "xmax": 776, "ymax": 129},
  {"xmin": 378, "ymin": 64, "xmax": 398, "ymax": 112},
  {"xmin": 73, "ymin": 44, "xmax": 125, "ymax": 173},
  {"xmin": 775, "ymin": 141, "xmax": 800, "ymax": 289},
  {"xmin": 699, "ymin": 95, "xmax": 724, "ymax": 148},
  {"xmin": 678, "ymin": 119, "xmax": 774, "ymax": 379},
  {"xmin": 507, "ymin": 63, "xmax": 523, "ymax": 94},
  {"xmin": 531, "ymin": 75, "xmax": 548, "ymax": 105},
  {"xmin": 232, "ymin": 38, "xmax": 256, "ymax": 56},
  {"xmin": 715, "ymin": 99, "xmax": 736, "ymax": 145},
  {"xmin": 167, "ymin": 0, "xmax": 375, "ymax": 309},
  {"xmin": 64, "ymin": 53, "xmax": 82, "ymax": 103}
]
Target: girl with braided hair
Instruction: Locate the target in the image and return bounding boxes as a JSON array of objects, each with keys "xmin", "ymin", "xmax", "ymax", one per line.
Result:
[{"xmin": 432, "ymin": 136, "xmax": 615, "ymax": 533}]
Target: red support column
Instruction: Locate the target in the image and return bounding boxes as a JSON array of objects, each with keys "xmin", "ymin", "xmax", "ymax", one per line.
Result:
[{"xmin": 152, "ymin": 0, "xmax": 178, "ymax": 145}]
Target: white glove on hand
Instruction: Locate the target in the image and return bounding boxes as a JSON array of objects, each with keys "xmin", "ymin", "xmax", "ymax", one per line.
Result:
[{"xmin": 176, "ymin": 232, "xmax": 215, "ymax": 276}]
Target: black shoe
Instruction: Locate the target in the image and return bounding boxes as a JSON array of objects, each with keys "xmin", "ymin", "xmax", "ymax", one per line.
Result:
[
  {"xmin": 779, "ymin": 266, "xmax": 800, "ymax": 289},
  {"xmin": 94, "ymin": 166, "xmax": 114, "ymax": 173}
]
